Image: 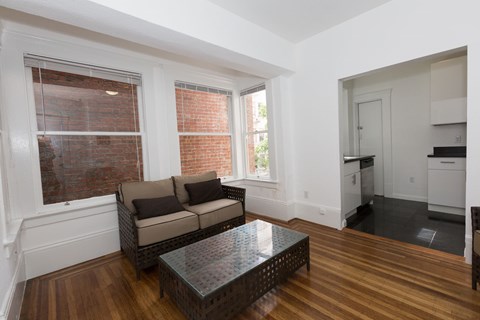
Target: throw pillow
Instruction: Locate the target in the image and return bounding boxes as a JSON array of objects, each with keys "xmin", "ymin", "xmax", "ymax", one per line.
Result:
[
  {"xmin": 172, "ymin": 171, "xmax": 217, "ymax": 204},
  {"xmin": 184, "ymin": 178, "xmax": 225, "ymax": 206},
  {"xmin": 132, "ymin": 195, "xmax": 184, "ymax": 220}
]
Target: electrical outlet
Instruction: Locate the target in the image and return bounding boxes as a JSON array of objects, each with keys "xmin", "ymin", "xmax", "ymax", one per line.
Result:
[
  {"xmin": 319, "ymin": 207, "xmax": 326, "ymax": 215},
  {"xmin": 455, "ymin": 135, "xmax": 462, "ymax": 143}
]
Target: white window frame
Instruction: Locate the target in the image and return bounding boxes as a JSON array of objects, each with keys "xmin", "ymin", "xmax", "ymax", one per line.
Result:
[
  {"xmin": 175, "ymin": 81, "xmax": 235, "ymax": 180},
  {"xmin": 240, "ymin": 83, "xmax": 272, "ymax": 180},
  {"xmin": 24, "ymin": 55, "xmax": 146, "ymax": 212}
]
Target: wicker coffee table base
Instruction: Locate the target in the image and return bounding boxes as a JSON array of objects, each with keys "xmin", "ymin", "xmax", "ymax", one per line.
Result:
[{"xmin": 159, "ymin": 237, "xmax": 310, "ymax": 320}]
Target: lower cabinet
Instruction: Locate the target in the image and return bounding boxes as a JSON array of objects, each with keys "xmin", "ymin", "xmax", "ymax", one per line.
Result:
[
  {"xmin": 343, "ymin": 161, "xmax": 361, "ymax": 215},
  {"xmin": 427, "ymin": 158, "xmax": 466, "ymax": 215}
]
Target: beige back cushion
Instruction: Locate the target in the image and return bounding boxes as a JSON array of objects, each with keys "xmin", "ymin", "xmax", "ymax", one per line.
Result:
[
  {"xmin": 475, "ymin": 230, "xmax": 480, "ymax": 255},
  {"xmin": 172, "ymin": 171, "xmax": 217, "ymax": 204},
  {"xmin": 119, "ymin": 178, "xmax": 174, "ymax": 213}
]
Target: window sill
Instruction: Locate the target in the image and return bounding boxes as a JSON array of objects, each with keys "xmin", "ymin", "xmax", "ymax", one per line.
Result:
[
  {"xmin": 30, "ymin": 194, "xmax": 117, "ymax": 219},
  {"xmin": 223, "ymin": 178, "xmax": 279, "ymax": 189}
]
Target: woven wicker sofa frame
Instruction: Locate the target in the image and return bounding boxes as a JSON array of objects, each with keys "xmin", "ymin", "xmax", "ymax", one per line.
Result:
[
  {"xmin": 117, "ymin": 185, "xmax": 246, "ymax": 280},
  {"xmin": 472, "ymin": 207, "xmax": 480, "ymax": 290}
]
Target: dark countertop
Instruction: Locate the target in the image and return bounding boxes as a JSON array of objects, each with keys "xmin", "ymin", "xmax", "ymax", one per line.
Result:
[
  {"xmin": 427, "ymin": 146, "xmax": 466, "ymax": 158},
  {"xmin": 343, "ymin": 155, "xmax": 375, "ymax": 163}
]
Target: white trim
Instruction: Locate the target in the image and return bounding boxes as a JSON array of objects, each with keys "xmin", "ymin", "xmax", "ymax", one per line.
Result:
[
  {"xmin": 391, "ymin": 193, "xmax": 428, "ymax": 203},
  {"xmin": 23, "ymin": 196, "xmax": 116, "ymax": 223},
  {"xmin": 465, "ymin": 234, "xmax": 472, "ymax": 264},
  {"xmin": 427, "ymin": 204, "xmax": 465, "ymax": 216},
  {"xmin": 0, "ymin": 252, "xmax": 25, "ymax": 320},
  {"xmin": 24, "ymin": 227, "xmax": 119, "ymax": 279},
  {"xmin": 353, "ymin": 89, "xmax": 393, "ymax": 198},
  {"xmin": 245, "ymin": 194, "xmax": 293, "ymax": 221},
  {"xmin": 295, "ymin": 200, "xmax": 342, "ymax": 230}
]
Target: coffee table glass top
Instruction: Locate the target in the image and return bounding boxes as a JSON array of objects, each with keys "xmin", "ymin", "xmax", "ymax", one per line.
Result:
[{"xmin": 159, "ymin": 219, "xmax": 308, "ymax": 298}]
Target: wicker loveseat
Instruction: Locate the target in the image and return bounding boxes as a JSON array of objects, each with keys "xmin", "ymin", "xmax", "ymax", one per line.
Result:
[{"xmin": 117, "ymin": 171, "xmax": 246, "ymax": 279}]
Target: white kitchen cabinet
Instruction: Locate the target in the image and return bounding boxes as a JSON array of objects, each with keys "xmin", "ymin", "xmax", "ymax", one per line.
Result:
[
  {"xmin": 427, "ymin": 158, "xmax": 466, "ymax": 215},
  {"xmin": 430, "ymin": 55, "xmax": 467, "ymax": 125},
  {"xmin": 343, "ymin": 161, "xmax": 361, "ymax": 215}
]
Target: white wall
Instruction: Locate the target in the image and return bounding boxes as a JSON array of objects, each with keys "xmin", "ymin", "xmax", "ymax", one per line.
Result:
[
  {"xmin": 292, "ymin": 0, "xmax": 480, "ymax": 260},
  {"xmin": 347, "ymin": 58, "xmax": 466, "ymax": 202}
]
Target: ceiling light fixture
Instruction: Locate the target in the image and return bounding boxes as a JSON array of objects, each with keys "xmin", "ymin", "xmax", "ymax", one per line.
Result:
[{"xmin": 105, "ymin": 90, "xmax": 118, "ymax": 96}]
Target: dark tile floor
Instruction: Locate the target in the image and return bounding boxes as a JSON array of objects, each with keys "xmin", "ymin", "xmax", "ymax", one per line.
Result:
[{"xmin": 346, "ymin": 196, "xmax": 466, "ymax": 256}]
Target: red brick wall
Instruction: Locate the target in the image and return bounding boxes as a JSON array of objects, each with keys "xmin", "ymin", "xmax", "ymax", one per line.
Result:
[
  {"xmin": 176, "ymin": 88, "xmax": 232, "ymax": 177},
  {"xmin": 176, "ymin": 88, "xmax": 229, "ymax": 133},
  {"xmin": 179, "ymin": 136, "xmax": 232, "ymax": 177},
  {"xmin": 32, "ymin": 68, "xmax": 140, "ymax": 132},
  {"xmin": 33, "ymin": 68, "xmax": 143, "ymax": 204}
]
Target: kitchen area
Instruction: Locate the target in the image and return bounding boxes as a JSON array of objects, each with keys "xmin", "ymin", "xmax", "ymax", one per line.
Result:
[{"xmin": 340, "ymin": 49, "xmax": 467, "ymax": 255}]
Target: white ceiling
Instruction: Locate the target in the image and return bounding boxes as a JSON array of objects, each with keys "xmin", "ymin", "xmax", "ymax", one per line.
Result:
[
  {"xmin": 0, "ymin": 0, "xmax": 393, "ymax": 77},
  {"xmin": 207, "ymin": 0, "xmax": 392, "ymax": 43}
]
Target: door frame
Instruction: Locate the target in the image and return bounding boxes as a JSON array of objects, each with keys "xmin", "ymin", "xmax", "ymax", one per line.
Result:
[{"xmin": 353, "ymin": 89, "xmax": 393, "ymax": 198}]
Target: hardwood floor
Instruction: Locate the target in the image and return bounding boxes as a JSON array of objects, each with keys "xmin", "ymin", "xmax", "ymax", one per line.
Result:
[{"xmin": 21, "ymin": 214, "xmax": 480, "ymax": 319}]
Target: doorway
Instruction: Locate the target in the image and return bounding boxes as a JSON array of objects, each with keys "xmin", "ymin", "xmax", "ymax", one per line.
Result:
[
  {"xmin": 358, "ymin": 99, "xmax": 384, "ymax": 195},
  {"xmin": 353, "ymin": 90, "xmax": 393, "ymax": 198}
]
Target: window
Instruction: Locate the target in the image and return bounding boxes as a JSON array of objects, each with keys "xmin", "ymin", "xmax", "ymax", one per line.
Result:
[
  {"xmin": 175, "ymin": 81, "xmax": 233, "ymax": 178},
  {"xmin": 241, "ymin": 84, "xmax": 270, "ymax": 179},
  {"xmin": 25, "ymin": 55, "xmax": 143, "ymax": 206}
]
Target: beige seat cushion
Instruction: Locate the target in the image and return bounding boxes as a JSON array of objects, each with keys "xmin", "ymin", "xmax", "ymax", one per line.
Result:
[
  {"xmin": 172, "ymin": 171, "xmax": 217, "ymax": 204},
  {"xmin": 135, "ymin": 211, "xmax": 199, "ymax": 246},
  {"xmin": 119, "ymin": 178, "xmax": 174, "ymax": 213},
  {"xmin": 184, "ymin": 199, "xmax": 243, "ymax": 229},
  {"xmin": 475, "ymin": 230, "xmax": 480, "ymax": 255}
]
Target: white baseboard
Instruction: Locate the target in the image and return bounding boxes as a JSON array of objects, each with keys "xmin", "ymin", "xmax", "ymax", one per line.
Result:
[
  {"xmin": 427, "ymin": 204, "xmax": 465, "ymax": 216},
  {"xmin": 465, "ymin": 234, "xmax": 472, "ymax": 264},
  {"xmin": 0, "ymin": 252, "xmax": 26, "ymax": 320},
  {"xmin": 24, "ymin": 228, "xmax": 120, "ymax": 279},
  {"xmin": 294, "ymin": 201, "xmax": 342, "ymax": 230},
  {"xmin": 391, "ymin": 193, "xmax": 427, "ymax": 203},
  {"xmin": 246, "ymin": 195, "xmax": 294, "ymax": 221}
]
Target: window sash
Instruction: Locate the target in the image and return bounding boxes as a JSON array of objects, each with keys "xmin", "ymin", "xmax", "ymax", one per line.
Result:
[
  {"xmin": 175, "ymin": 82, "xmax": 234, "ymax": 178},
  {"xmin": 25, "ymin": 60, "xmax": 145, "ymax": 208},
  {"xmin": 241, "ymin": 85, "xmax": 270, "ymax": 179}
]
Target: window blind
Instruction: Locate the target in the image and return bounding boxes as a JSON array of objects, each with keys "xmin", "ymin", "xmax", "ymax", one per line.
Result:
[
  {"xmin": 175, "ymin": 81, "xmax": 232, "ymax": 96},
  {"xmin": 240, "ymin": 83, "xmax": 266, "ymax": 96},
  {"xmin": 24, "ymin": 54, "xmax": 142, "ymax": 86}
]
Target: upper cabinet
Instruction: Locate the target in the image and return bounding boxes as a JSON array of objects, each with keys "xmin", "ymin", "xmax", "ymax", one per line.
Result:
[{"xmin": 430, "ymin": 55, "xmax": 467, "ymax": 125}]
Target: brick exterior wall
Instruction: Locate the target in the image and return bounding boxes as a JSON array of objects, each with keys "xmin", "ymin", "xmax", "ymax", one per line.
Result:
[
  {"xmin": 32, "ymin": 68, "xmax": 143, "ymax": 205},
  {"xmin": 176, "ymin": 88, "xmax": 232, "ymax": 177}
]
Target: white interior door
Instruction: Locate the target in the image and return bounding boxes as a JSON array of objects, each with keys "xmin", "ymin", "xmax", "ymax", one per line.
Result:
[{"xmin": 358, "ymin": 100, "xmax": 384, "ymax": 196}]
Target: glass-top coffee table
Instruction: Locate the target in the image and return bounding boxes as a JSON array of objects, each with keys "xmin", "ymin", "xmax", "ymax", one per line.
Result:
[{"xmin": 159, "ymin": 219, "xmax": 310, "ymax": 320}]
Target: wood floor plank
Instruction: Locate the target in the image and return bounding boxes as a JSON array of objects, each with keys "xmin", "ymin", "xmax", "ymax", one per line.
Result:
[{"xmin": 20, "ymin": 213, "xmax": 480, "ymax": 319}]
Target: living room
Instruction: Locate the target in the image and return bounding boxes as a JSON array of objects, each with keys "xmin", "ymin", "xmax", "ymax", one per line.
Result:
[{"xmin": 1, "ymin": 1, "xmax": 480, "ymax": 319}]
